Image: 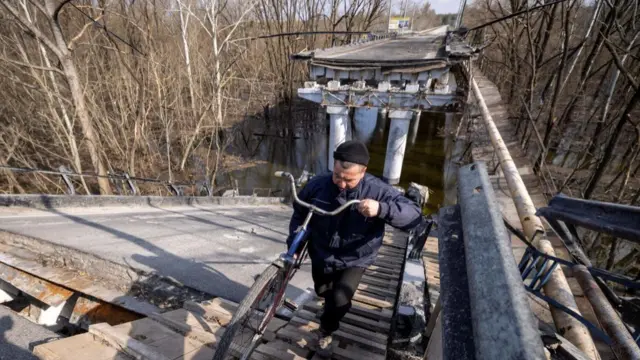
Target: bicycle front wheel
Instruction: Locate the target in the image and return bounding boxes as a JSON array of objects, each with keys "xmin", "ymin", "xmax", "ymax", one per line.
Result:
[{"xmin": 212, "ymin": 264, "xmax": 286, "ymax": 360}]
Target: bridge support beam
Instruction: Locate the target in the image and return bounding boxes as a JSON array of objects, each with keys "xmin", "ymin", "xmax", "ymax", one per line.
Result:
[
  {"xmin": 471, "ymin": 78, "xmax": 600, "ymax": 359},
  {"xmin": 354, "ymin": 107, "xmax": 378, "ymax": 143},
  {"xmin": 383, "ymin": 110, "xmax": 412, "ymax": 184},
  {"xmin": 327, "ymin": 106, "xmax": 350, "ymax": 171}
]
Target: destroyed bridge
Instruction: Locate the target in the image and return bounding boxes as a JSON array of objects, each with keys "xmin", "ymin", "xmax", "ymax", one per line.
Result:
[{"xmin": 0, "ymin": 26, "xmax": 639, "ymax": 360}]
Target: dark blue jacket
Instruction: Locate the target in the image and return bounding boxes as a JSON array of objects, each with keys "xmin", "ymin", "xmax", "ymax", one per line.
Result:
[{"xmin": 287, "ymin": 173, "xmax": 422, "ymax": 273}]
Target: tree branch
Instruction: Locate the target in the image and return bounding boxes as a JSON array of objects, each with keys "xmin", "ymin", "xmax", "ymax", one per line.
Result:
[
  {"xmin": 1, "ymin": 2, "xmax": 63, "ymax": 59},
  {"xmin": 0, "ymin": 55, "xmax": 64, "ymax": 75},
  {"xmin": 603, "ymin": 37, "xmax": 639, "ymax": 91}
]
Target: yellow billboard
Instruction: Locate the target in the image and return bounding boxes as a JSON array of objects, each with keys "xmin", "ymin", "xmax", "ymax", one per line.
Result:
[{"xmin": 389, "ymin": 16, "xmax": 411, "ymax": 31}]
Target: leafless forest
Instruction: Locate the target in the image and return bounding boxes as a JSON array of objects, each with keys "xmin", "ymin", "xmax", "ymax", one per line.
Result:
[
  {"xmin": 464, "ymin": 0, "xmax": 639, "ymax": 273},
  {"xmin": 0, "ymin": 0, "xmax": 442, "ymax": 195},
  {"xmin": 2, "ymin": 0, "xmax": 637, "ymax": 270}
]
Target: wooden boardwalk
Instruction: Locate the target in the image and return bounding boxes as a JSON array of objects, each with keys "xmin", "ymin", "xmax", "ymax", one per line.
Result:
[{"xmin": 33, "ymin": 230, "xmax": 409, "ymax": 360}]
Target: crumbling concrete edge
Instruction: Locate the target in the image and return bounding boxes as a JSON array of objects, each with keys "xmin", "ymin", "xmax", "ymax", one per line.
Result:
[
  {"xmin": 0, "ymin": 194, "xmax": 286, "ymax": 209},
  {"xmin": 0, "ymin": 230, "xmax": 209, "ymax": 307},
  {"xmin": 0, "ymin": 230, "xmax": 144, "ymax": 289}
]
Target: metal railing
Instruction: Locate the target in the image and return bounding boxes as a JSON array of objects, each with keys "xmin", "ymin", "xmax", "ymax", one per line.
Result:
[
  {"xmin": 437, "ymin": 162, "xmax": 546, "ymax": 359},
  {"xmin": 534, "ymin": 194, "xmax": 640, "ymax": 359},
  {"xmin": 0, "ymin": 164, "xmax": 283, "ymax": 197}
]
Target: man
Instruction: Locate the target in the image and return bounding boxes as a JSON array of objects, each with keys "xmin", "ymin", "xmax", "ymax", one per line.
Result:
[{"xmin": 287, "ymin": 140, "xmax": 422, "ymax": 357}]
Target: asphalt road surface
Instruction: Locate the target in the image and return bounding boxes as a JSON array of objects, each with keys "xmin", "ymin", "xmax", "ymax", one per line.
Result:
[{"xmin": 0, "ymin": 204, "xmax": 314, "ymax": 305}]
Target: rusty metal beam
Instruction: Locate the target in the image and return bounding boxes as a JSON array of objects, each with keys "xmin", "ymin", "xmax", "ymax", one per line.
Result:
[
  {"xmin": 70, "ymin": 296, "xmax": 142, "ymax": 329},
  {"xmin": 573, "ymin": 265, "xmax": 640, "ymax": 360},
  {"xmin": 0, "ymin": 262, "xmax": 73, "ymax": 306}
]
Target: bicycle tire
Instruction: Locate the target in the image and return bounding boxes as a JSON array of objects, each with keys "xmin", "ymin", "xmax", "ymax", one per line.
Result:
[{"xmin": 212, "ymin": 264, "xmax": 285, "ymax": 360}]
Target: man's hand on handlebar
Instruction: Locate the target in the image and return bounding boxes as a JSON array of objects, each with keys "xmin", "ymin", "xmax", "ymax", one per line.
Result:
[{"xmin": 357, "ymin": 199, "xmax": 380, "ymax": 218}]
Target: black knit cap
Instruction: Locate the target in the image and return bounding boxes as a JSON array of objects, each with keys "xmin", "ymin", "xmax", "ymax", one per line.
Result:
[{"xmin": 334, "ymin": 140, "xmax": 370, "ymax": 166}]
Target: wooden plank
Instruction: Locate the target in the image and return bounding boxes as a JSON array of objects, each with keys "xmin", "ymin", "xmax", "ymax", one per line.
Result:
[
  {"xmin": 372, "ymin": 259, "xmax": 403, "ymax": 271},
  {"xmin": 378, "ymin": 248, "xmax": 405, "ymax": 255},
  {"xmin": 309, "ymin": 298, "xmax": 392, "ymax": 321},
  {"xmin": 380, "ymin": 245, "xmax": 406, "ymax": 253},
  {"xmin": 366, "ymin": 265, "xmax": 401, "ymax": 275},
  {"xmin": 33, "ymin": 333, "xmax": 128, "ymax": 360},
  {"xmin": 161, "ymin": 309, "xmax": 224, "ymax": 334},
  {"xmin": 254, "ymin": 340, "xmax": 310, "ymax": 360},
  {"xmin": 294, "ymin": 310, "xmax": 388, "ymax": 343},
  {"xmin": 288, "ymin": 316, "xmax": 386, "ymax": 354},
  {"xmin": 357, "ymin": 283, "xmax": 397, "ymax": 297},
  {"xmin": 379, "ymin": 249, "xmax": 405, "ymax": 257},
  {"xmin": 182, "ymin": 298, "xmax": 284, "ymax": 335},
  {"xmin": 144, "ymin": 333, "xmax": 202, "ymax": 360},
  {"xmin": 148, "ymin": 313, "xmax": 219, "ymax": 349},
  {"xmin": 183, "ymin": 298, "xmax": 237, "ymax": 326},
  {"xmin": 334, "ymin": 345, "xmax": 386, "ymax": 360},
  {"xmin": 89, "ymin": 322, "xmax": 172, "ymax": 360},
  {"xmin": 350, "ymin": 302, "xmax": 393, "ymax": 321},
  {"xmin": 275, "ymin": 325, "xmax": 317, "ymax": 349},
  {"xmin": 180, "ymin": 346, "xmax": 267, "ymax": 360},
  {"xmin": 380, "ymin": 242, "xmax": 407, "ymax": 250},
  {"xmin": 375, "ymin": 254, "xmax": 405, "ymax": 263},
  {"xmin": 303, "ymin": 301, "xmax": 390, "ymax": 332},
  {"xmin": 110, "ymin": 317, "xmax": 179, "ymax": 345},
  {"xmin": 354, "ymin": 288, "xmax": 388, "ymax": 302},
  {"xmin": 352, "ymin": 293, "xmax": 393, "ymax": 308},
  {"xmin": 362, "ymin": 270, "xmax": 399, "ymax": 281},
  {"xmin": 178, "ymin": 346, "xmax": 215, "ymax": 360},
  {"xmin": 361, "ymin": 275, "xmax": 396, "ymax": 288}
]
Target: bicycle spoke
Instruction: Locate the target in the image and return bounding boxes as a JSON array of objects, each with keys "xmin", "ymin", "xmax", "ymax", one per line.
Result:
[{"xmin": 227, "ymin": 269, "xmax": 284, "ymax": 358}]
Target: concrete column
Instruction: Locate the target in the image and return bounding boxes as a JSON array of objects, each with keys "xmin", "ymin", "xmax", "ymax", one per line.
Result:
[
  {"xmin": 327, "ymin": 106, "xmax": 350, "ymax": 171},
  {"xmin": 409, "ymin": 111, "xmax": 421, "ymax": 146},
  {"xmin": 354, "ymin": 107, "xmax": 378, "ymax": 143},
  {"xmin": 383, "ymin": 110, "xmax": 413, "ymax": 184}
]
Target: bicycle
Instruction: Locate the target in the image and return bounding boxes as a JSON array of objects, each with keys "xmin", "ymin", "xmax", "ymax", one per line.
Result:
[{"xmin": 212, "ymin": 171, "xmax": 360, "ymax": 360}]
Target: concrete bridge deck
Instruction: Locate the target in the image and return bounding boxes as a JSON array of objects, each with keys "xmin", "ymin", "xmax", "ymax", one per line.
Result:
[{"xmin": 0, "ymin": 203, "xmax": 311, "ymax": 305}]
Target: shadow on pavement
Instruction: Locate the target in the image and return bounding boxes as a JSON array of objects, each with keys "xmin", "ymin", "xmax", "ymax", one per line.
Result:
[{"xmin": 23, "ymin": 195, "xmax": 311, "ymax": 359}]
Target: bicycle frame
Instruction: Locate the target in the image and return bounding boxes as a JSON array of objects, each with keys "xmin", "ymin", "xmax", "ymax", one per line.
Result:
[
  {"xmin": 231, "ymin": 171, "xmax": 360, "ymax": 360},
  {"xmin": 274, "ymin": 171, "xmax": 360, "ymax": 268}
]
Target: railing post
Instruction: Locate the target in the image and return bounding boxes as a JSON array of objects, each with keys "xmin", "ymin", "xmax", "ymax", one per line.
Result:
[
  {"xmin": 202, "ymin": 181, "xmax": 212, "ymax": 196},
  {"xmin": 58, "ymin": 166, "xmax": 75, "ymax": 195},
  {"xmin": 123, "ymin": 173, "xmax": 137, "ymax": 195},
  {"xmin": 108, "ymin": 171, "xmax": 124, "ymax": 195},
  {"xmin": 167, "ymin": 184, "xmax": 182, "ymax": 196}
]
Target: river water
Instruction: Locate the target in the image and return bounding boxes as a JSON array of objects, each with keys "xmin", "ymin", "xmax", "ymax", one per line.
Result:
[{"xmin": 224, "ymin": 109, "xmax": 448, "ymax": 215}]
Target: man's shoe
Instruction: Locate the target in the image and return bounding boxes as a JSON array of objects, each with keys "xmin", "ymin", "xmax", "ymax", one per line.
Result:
[{"xmin": 312, "ymin": 328, "xmax": 334, "ymax": 358}]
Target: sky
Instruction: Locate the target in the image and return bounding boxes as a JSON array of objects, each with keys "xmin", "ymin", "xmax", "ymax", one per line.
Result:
[
  {"xmin": 392, "ymin": 0, "xmax": 461, "ymax": 15},
  {"xmin": 427, "ymin": 0, "xmax": 461, "ymax": 14}
]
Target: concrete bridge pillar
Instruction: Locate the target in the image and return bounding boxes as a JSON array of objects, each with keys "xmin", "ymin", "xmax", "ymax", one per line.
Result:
[
  {"xmin": 409, "ymin": 111, "xmax": 421, "ymax": 146},
  {"xmin": 379, "ymin": 109, "xmax": 388, "ymax": 136},
  {"xmin": 327, "ymin": 106, "xmax": 350, "ymax": 171},
  {"xmin": 383, "ymin": 110, "xmax": 413, "ymax": 184},
  {"xmin": 354, "ymin": 107, "xmax": 378, "ymax": 143}
]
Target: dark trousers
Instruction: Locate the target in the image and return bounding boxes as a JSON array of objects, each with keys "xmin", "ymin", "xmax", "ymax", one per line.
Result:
[{"xmin": 311, "ymin": 266, "xmax": 365, "ymax": 333}]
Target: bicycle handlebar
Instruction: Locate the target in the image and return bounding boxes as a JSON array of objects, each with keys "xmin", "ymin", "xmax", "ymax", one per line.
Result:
[{"xmin": 274, "ymin": 171, "xmax": 360, "ymax": 216}]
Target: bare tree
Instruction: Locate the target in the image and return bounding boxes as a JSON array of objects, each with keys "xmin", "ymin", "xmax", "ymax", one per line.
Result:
[{"xmin": 1, "ymin": 0, "xmax": 111, "ymax": 194}]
